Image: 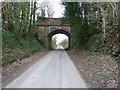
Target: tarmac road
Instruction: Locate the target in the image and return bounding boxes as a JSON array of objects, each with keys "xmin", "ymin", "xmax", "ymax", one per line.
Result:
[{"xmin": 5, "ymin": 46, "xmax": 87, "ymax": 88}]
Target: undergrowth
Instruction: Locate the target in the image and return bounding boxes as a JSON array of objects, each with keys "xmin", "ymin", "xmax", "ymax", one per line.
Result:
[
  {"xmin": 85, "ymin": 34, "xmax": 100, "ymax": 52},
  {"xmin": 2, "ymin": 29, "xmax": 43, "ymax": 65}
]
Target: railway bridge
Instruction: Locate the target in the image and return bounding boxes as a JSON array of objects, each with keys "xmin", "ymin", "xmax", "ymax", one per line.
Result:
[{"xmin": 37, "ymin": 18, "xmax": 71, "ymax": 50}]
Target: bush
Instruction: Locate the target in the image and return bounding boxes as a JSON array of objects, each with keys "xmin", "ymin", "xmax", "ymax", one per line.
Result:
[
  {"xmin": 19, "ymin": 38, "xmax": 43, "ymax": 53},
  {"xmin": 2, "ymin": 29, "xmax": 43, "ymax": 65},
  {"xmin": 2, "ymin": 29, "xmax": 20, "ymax": 48},
  {"xmin": 85, "ymin": 34, "xmax": 100, "ymax": 52}
]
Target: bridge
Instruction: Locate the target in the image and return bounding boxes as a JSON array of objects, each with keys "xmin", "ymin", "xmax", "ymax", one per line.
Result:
[{"xmin": 36, "ymin": 18, "xmax": 71, "ymax": 50}]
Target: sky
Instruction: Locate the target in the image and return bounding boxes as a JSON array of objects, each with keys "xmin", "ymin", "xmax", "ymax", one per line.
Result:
[
  {"xmin": 37, "ymin": 0, "xmax": 67, "ymax": 43},
  {"xmin": 1, "ymin": 0, "xmax": 67, "ymax": 43},
  {"xmin": 44, "ymin": 0, "xmax": 67, "ymax": 43},
  {"xmin": 37, "ymin": 0, "xmax": 65, "ymax": 18},
  {"xmin": 51, "ymin": 0, "xmax": 65, "ymax": 18},
  {"xmin": 49, "ymin": 1, "xmax": 67, "ymax": 44}
]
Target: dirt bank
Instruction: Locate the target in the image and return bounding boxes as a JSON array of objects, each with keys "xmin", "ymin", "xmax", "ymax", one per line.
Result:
[{"xmin": 67, "ymin": 50, "xmax": 118, "ymax": 88}]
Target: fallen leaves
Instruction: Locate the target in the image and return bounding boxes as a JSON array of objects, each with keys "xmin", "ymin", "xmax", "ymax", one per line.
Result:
[{"xmin": 67, "ymin": 50, "xmax": 118, "ymax": 88}]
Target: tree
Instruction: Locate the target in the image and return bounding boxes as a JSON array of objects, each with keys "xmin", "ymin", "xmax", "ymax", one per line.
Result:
[
  {"xmin": 52, "ymin": 36, "xmax": 57, "ymax": 49},
  {"xmin": 1, "ymin": 1, "xmax": 38, "ymax": 39},
  {"xmin": 62, "ymin": 2, "xmax": 118, "ymax": 49},
  {"xmin": 36, "ymin": 1, "xmax": 54, "ymax": 18},
  {"xmin": 60, "ymin": 39, "xmax": 68, "ymax": 49},
  {"xmin": 118, "ymin": 2, "xmax": 120, "ymax": 30}
]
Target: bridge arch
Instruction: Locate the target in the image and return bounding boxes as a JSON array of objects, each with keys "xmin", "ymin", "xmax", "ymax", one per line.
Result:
[{"xmin": 48, "ymin": 29, "xmax": 70, "ymax": 50}]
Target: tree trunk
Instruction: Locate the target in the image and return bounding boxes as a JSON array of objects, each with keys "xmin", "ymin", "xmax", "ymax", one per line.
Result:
[
  {"xmin": 118, "ymin": 2, "xmax": 120, "ymax": 30},
  {"xmin": 102, "ymin": 12, "xmax": 106, "ymax": 42}
]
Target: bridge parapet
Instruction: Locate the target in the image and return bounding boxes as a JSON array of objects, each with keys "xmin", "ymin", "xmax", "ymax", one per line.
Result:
[
  {"xmin": 49, "ymin": 26, "xmax": 70, "ymax": 33},
  {"xmin": 37, "ymin": 18, "xmax": 70, "ymax": 37}
]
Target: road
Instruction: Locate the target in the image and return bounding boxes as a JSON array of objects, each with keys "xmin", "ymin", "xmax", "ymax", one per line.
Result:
[{"xmin": 5, "ymin": 46, "xmax": 87, "ymax": 88}]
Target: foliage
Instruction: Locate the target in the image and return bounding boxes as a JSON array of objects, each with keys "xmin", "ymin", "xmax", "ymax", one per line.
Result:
[
  {"xmin": 52, "ymin": 36, "xmax": 57, "ymax": 49},
  {"xmin": 1, "ymin": 1, "xmax": 47, "ymax": 65},
  {"xmin": 2, "ymin": 29, "xmax": 19, "ymax": 48},
  {"xmin": 62, "ymin": 2, "xmax": 118, "ymax": 52},
  {"xmin": 19, "ymin": 38, "xmax": 42, "ymax": 52},
  {"xmin": 36, "ymin": 1, "xmax": 54, "ymax": 18},
  {"xmin": 85, "ymin": 34, "xmax": 100, "ymax": 52},
  {"xmin": 2, "ymin": 29, "xmax": 43, "ymax": 65},
  {"xmin": 2, "ymin": 1, "xmax": 37, "ymax": 39},
  {"xmin": 60, "ymin": 39, "xmax": 68, "ymax": 49}
]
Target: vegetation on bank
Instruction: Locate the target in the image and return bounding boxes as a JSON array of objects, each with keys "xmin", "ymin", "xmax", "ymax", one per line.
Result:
[
  {"xmin": 62, "ymin": 2, "xmax": 120, "ymax": 62},
  {"xmin": 1, "ymin": 2, "xmax": 45, "ymax": 65},
  {"xmin": 1, "ymin": 1, "xmax": 120, "ymax": 64},
  {"xmin": 2, "ymin": 29, "xmax": 43, "ymax": 65}
]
